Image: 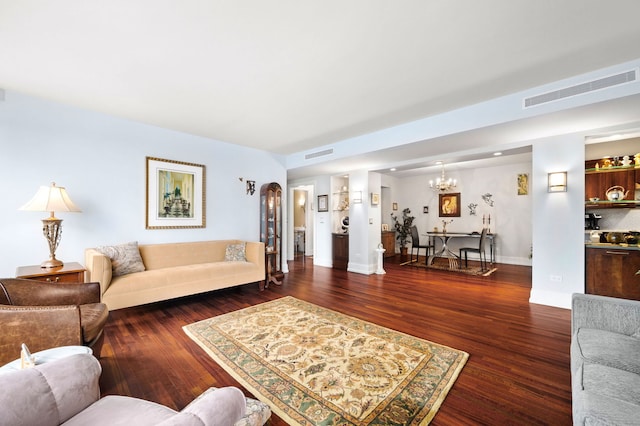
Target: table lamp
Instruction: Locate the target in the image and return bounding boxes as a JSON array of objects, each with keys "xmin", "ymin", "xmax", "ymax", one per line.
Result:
[{"xmin": 19, "ymin": 182, "xmax": 82, "ymax": 268}]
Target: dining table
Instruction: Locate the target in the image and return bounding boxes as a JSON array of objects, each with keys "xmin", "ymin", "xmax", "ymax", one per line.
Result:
[{"xmin": 424, "ymin": 231, "xmax": 497, "ymax": 267}]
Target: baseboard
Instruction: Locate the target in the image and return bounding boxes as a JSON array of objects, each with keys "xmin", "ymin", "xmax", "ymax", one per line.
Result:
[
  {"xmin": 529, "ymin": 288, "xmax": 572, "ymax": 309},
  {"xmin": 347, "ymin": 262, "xmax": 374, "ymax": 275},
  {"xmin": 313, "ymin": 257, "xmax": 333, "ymax": 268}
]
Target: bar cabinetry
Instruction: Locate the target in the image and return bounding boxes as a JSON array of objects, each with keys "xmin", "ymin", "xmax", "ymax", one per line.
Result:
[{"xmin": 586, "ymin": 247, "xmax": 640, "ymax": 300}]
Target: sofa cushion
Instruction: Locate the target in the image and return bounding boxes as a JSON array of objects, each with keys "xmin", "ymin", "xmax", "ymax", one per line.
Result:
[
  {"xmin": 96, "ymin": 241, "xmax": 146, "ymax": 277},
  {"xmin": 582, "ymin": 363, "xmax": 640, "ymax": 406},
  {"xmin": 225, "ymin": 243, "xmax": 246, "ymax": 262},
  {"xmin": 574, "ymin": 328, "xmax": 640, "ymax": 374},
  {"xmin": 574, "ymin": 363, "xmax": 640, "ymax": 425},
  {"xmin": 63, "ymin": 395, "xmax": 177, "ymax": 425}
]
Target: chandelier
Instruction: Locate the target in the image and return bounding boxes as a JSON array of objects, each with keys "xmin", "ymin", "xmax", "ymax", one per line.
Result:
[{"xmin": 429, "ymin": 162, "xmax": 457, "ymax": 192}]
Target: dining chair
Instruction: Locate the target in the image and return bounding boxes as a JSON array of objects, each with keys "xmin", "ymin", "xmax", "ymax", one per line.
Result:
[
  {"xmin": 459, "ymin": 227, "xmax": 488, "ymax": 270},
  {"xmin": 409, "ymin": 226, "xmax": 433, "ymax": 264}
]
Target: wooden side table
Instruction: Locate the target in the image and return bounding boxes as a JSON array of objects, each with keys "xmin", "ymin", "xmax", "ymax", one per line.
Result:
[{"xmin": 16, "ymin": 262, "xmax": 86, "ymax": 284}]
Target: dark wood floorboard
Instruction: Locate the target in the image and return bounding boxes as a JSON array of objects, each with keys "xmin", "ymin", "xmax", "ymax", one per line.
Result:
[{"xmin": 99, "ymin": 255, "xmax": 572, "ymax": 425}]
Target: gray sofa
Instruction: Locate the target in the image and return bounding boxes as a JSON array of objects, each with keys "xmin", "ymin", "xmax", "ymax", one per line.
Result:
[
  {"xmin": 571, "ymin": 293, "xmax": 640, "ymax": 425},
  {"xmin": 0, "ymin": 353, "xmax": 271, "ymax": 426}
]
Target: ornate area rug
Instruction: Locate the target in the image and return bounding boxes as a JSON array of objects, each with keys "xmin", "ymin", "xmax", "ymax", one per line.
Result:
[
  {"xmin": 403, "ymin": 258, "xmax": 497, "ymax": 276},
  {"xmin": 183, "ymin": 296, "xmax": 468, "ymax": 425}
]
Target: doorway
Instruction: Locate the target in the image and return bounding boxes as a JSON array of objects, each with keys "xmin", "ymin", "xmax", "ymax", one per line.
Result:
[{"xmin": 291, "ymin": 185, "xmax": 314, "ymax": 260}]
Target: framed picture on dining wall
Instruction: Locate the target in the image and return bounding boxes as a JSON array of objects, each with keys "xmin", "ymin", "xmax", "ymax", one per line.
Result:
[
  {"xmin": 439, "ymin": 192, "xmax": 461, "ymax": 217},
  {"xmin": 146, "ymin": 157, "xmax": 206, "ymax": 229}
]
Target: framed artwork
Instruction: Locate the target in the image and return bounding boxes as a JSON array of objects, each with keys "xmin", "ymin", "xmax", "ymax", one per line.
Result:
[
  {"xmin": 146, "ymin": 157, "xmax": 206, "ymax": 229},
  {"xmin": 371, "ymin": 192, "xmax": 380, "ymax": 205},
  {"xmin": 317, "ymin": 194, "xmax": 329, "ymax": 212},
  {"xmin": 381, "ymin": 223, "xmax": 389, "ymax": 231},
  {"xmin": 439, "ymin": 192, "xmax": 461, "ymax": 217},
  {"xmin": 392, "ymin": 202, "xmax": 398, "ymax": 211},
  {"xmin": 518, "ymin": 173, "xmax": 529, "ymax": 195}
]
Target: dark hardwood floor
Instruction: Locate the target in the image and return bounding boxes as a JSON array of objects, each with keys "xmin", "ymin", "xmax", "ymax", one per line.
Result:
[{"xmin": 99, "ymin": 255, "xmax": 572, "ymax": 425}]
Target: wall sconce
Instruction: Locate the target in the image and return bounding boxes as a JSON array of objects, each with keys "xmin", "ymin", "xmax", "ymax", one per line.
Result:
[
  {"xmin": 298, "ymin": 197, "xmax": 306, "ymax": 211},
  {"xmin": 548, "ymin": 172, "xmax": 567, "ymax": 192},
  {"xmin": 352, "ymin": 191, "xmax": 363, "ymax": 203}
]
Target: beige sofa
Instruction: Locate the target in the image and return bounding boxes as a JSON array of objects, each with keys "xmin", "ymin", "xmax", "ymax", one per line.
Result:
[{"xmin": 85, "ymin": 240, "xmax": 265, "ymax": 311}]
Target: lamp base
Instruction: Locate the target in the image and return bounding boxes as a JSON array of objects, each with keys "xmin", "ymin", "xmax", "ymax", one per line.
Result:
[{"xmin": 41, "ymin": 258, "xmax": 63, "ymax": 268}]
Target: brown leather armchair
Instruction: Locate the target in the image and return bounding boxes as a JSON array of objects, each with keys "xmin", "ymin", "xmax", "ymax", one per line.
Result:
[{"xmin": 0, "ymin": 278, "xmax": 108, "ymax": 365}]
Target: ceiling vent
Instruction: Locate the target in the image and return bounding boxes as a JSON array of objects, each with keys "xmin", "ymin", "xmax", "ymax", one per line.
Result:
[
  {"xmin": 523, "ymin": 69, "xmax": 637, "ymax": 108},
  {"xmin": 305, "ymin": 148, "xmax": 334, "ymax": 160}
]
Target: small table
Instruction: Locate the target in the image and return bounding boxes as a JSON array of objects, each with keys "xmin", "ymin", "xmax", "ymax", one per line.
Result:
[
  {"xmin": 16, "ymin": 262, "xmax": 86, "ymax": 284},
  {"xmin": 426, "ymin": 232, "xmax": 497, "ymax": 267},
  {"xmin": 0, "ymin": 345, "xmax": 92, "ymax": 373}
]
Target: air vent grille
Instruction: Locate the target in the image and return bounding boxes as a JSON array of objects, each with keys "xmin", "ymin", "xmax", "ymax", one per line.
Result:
[
  {"xmin": 524, "ymin": 69, "xmax": 637, "ymax": 108},
  {"xmin": 305, "ymin": 148, "xmax": 333, "ymax": 160}
]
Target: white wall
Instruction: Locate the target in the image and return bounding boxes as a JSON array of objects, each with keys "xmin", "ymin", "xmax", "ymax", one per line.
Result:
[
  {"xmin": 530, "ymin": 134, "xmax": 586, "ymax": 308},
  {"xmin": 0, "ymin": 91, "xmax": 286, "ymax": 277},
  {"xmin": 392, "ymin": 159, "xmax": 533, "ymax": 265}
]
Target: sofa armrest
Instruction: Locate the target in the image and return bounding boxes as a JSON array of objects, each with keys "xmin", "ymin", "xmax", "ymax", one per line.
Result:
[
  {"xmin": 0, "ymin": 305, "xmax": 83, "ymax": 365},
  {"xmin": 85, "ymin": 248, "xmax": 113, "ymax": 296},
  {"xmin": 244, "ymin": 242, "xmax": 265, "ymax": 271},
  {"xmin": 572, "ymin": 293, "xmax": 640, "ymax": 336},
  {"xmin": 156, "ymin": 387, "xmax": 245, "ymax": 426},
  {"xmin": 0, "ymin": 353, "xmax": 101, "ymax": 425}
]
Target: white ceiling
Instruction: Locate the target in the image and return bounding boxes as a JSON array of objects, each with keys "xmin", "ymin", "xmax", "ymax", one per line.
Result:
[{"xmin": 2, "ymin": 1, "xmax": 640, "ymax": 176}]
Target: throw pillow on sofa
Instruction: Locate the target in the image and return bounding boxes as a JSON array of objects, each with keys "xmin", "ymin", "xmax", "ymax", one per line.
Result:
[
  {"xmin": 225, "ymin": 243, "xmax": 246, "ymax": 261},
  {"xmin": 96, "ymin": 241, "xmax": 146, "ymax": 276}
]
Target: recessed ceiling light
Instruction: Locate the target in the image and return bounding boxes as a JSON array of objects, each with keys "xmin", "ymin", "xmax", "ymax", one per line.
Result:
[
  {"xmin": 494, "ymin": 152, "xmax": 502, "ymax": 156},
  {"xmin": 390, "ymin": 168, "xmax": 396, "ymax": 171},
  {"xmin": 435, "ymin": 161, "xmax": 443, "ymax": 165}
]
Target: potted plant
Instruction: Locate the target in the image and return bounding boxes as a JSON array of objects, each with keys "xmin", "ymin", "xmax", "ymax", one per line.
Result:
[{"xmin": 391, "ymin": 208, "xmax": 415, "ymax": 255}]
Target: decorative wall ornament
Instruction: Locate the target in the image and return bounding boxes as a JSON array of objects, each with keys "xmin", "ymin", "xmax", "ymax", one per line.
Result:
[
  {"xmin": 238, "ymin": 177, "xmax": 256, "ymax": 195},
  {"xmin": 467, "ymin": 203, "xmax": 478, "ymax": 215},
  {"xmin": 482, "ymin": 193, "xmax": 494, "ymax": 207},
  {"xmin": 246, "ymin": 180, "xmax": 256, "ymax": 195}
]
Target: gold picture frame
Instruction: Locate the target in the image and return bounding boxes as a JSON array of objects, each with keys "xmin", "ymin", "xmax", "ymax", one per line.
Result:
[
  {"xmin": 146, "ymin": 157, "xmax": 206, "ymax": 229},
  {"xmin": 439, "ymin": 193, "xmax": 460, "ymax": 217},
  {"xmin": 371, "ymin": 192, "xmax": 380, "ymax": 205}
]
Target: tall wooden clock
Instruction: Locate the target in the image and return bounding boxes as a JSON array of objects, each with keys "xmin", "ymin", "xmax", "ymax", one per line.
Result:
[{"xmin": 260, "ymin": 182, "xmax": 284, "ymax": 287}]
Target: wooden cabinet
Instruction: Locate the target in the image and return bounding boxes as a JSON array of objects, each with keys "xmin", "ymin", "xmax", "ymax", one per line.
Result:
[
  {"xmin": 332, "ymin": 233, "xmax": 349, "ymax": 270},
  {"xmin": 16, "ymin": 262, "xmax": 86, "ymax": 283},
  {"xmin": 586, "ymin": 247, "xmax": 640, "ymax": 300},
  {"xmin": 260, "ymin": 182, "xmax": 284, "ymax": 288},
  {"xmin": 585, "ymin": 159, "xmax": 638, "ymax": 208},
  {"xmin": 381, "ymin": 231, "xmax": 395, "ymax": 258}
]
